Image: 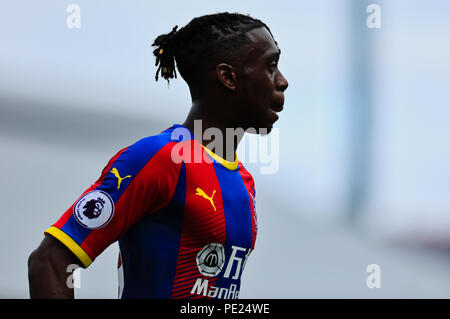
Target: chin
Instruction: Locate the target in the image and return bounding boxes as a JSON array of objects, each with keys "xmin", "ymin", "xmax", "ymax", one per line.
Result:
[
  {"xmin": 250, "ymin": 123, "xmax": 274, "ymax": 135},
  {"xmin": 244, "ymin": 117, "xmax": 276, "ymax": 135}
]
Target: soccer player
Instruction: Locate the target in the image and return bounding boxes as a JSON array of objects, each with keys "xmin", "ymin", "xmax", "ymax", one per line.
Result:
[{"xmin": 28, "ymin": 12, "xmax": 288, "ymax": 299}]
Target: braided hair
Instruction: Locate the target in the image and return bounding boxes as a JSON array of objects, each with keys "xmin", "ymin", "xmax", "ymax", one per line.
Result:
[{"xmin": 151, "ymin": 12, "xmax": 274, "ymax": 84}]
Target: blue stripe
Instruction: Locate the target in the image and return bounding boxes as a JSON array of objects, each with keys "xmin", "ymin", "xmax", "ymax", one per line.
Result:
[
  {"xmin": 213, "ymin": 164, "xmax": 253, "ymax": 296},
  {"xmin": 61, "ymin": 215, "xmax": 92, "ymax": 245},
  {"xmin": 169, "ymin": 124, "xmax": 194, "ymax": 142},
  {"xmin": 120, "ymin": 162, "xmax": 186, "ymax": 298}
]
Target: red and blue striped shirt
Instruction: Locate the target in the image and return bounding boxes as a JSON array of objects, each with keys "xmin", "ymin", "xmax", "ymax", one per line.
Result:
[{"xmin": 45, "ymin": 124, "xmax": 257, "ymax": 299}]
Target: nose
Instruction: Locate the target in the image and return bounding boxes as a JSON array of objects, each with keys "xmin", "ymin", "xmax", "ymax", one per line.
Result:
[{"xmin": 276, "ymin": 71, "xmax": 288, "ymax": 92}]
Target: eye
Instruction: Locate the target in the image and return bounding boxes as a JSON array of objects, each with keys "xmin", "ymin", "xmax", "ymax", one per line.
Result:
[{"xmin": 268, "ymin": 62, "xmax": 278, "ymax": 73}]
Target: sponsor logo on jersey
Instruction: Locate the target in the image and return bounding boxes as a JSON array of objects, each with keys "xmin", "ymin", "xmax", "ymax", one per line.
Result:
[
  {"xmin": 73, "ymin": 190, "xmax": 114, "ymax": 229},
  {"xmin": 191, "ymin": 278, "xmax": 239, "ymax": 299},
  {"xmin": 195, "ymin": 187, "xmax": 216, "ymax": 211},
  {"xmin": 110, "ymin": 167, "xmax": 132, "ymax": 189},
  {"xmin": 196, "ymin": 243, "xmax": 225, "ymax": 277},
  {"xmin": 191, "ymin": 244, "xmax": 252, "ymax": 299}
]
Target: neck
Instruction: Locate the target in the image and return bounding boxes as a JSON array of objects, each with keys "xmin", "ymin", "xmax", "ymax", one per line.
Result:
[{"xmin": 182, "ymin": 99, "xmax": 244, "ymax": 162}]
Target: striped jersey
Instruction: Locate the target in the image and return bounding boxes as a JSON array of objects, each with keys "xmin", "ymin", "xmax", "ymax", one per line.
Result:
[{"xmin": 45, "ymin": 124, "xmax": 258, "ymax": 299}]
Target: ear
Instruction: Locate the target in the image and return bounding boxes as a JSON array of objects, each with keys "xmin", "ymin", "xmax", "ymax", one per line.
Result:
[{"xmin": 216, "ymin": 63, "xmax": 236, "ymax": 91}]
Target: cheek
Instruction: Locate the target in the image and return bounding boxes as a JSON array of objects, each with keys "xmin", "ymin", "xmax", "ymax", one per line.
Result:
[
  {"xmin": 255, "ymin": 79, "xmax": 275, "ymax": 108},
  {"xmin": 246, "ymin": 75, "xmax": 273, "ymax": 101},
  {"xmin": 239, "ymin": 68, "xmax": 274, "ymax": 112}
]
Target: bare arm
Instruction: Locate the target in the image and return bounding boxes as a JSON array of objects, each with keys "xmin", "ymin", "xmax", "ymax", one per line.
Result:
[{"xmin": 28, "ymin": 234, "xmax": 81, "ymax": 299}]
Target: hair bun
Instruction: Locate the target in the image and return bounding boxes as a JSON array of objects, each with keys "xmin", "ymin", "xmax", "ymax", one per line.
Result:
[{"xmin": 152, "ymin": 25, "xmax": 179, "ymax": 82}]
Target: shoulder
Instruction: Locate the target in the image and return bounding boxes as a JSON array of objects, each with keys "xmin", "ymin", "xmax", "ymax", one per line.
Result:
[
  {"xmin": 119, "ymin": 125, "xmax": 187, "ymax": 170},
  {"xmin": 238, "ymin": 161, "xmax": 254, "ymax": 178},
  {"xmin": 96, "ymin": 126, "xmax": 187, "ymax": 187},
  {"xmin": 238, "ymin": 161, "xmax": 256, "ymax": 191}
]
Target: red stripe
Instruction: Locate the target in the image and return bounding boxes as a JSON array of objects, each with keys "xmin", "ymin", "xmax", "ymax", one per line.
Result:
[
  {"xmin": 181, "ymin": 223, "xmax": 226, "ymax": 238},
  {"xmin": 183, "ymin": 221, "xmax": 227, "ymax": 235},
  {"xmin": 172, "ymin": 277, "xmax": 199, "ymax": 290},
  {"xmin": 173, "ymin": 270, "xmax": 202, "ymax": 282},
  {"xmin": 170, "ymin": 141, "xmax": 227, "ymax": 298},
  {"xmin": 174, "ymin": 253, "xmax": 197, "ymax": 264},
  {"xmin": 183, "ymin": 216, "xmax": 226, "ymax": 231}
]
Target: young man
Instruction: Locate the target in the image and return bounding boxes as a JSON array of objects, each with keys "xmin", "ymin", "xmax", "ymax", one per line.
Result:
[{"xmin": 28, "ymin": 12, "xmax": 288, "ymax": 299}]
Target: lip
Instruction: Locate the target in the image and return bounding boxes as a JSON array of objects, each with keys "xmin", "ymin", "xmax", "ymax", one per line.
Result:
[{"xmin": 270, "ymin": 104, "xmax": 284, "ymax": 113}]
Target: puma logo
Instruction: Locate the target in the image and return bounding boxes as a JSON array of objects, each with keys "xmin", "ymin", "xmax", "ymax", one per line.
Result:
[
  {"xmin": 195, "ymin": 187, "xmax": 216, "ymax": 211},
  {"xmin": 110, "ymin": 167, "xmax": 131, "ymax": 189}
]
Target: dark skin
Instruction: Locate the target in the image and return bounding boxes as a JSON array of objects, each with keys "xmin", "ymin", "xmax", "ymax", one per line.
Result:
[
  {"xmin": 183, "ymin": 27, "xmax": 288, "ymax": 161},
  {"xmin": 28, "ymin": 234, "xmax": 80, "ymax": 298},
  {"xmin": 28, "ymin": 26, "xmax": 288, "ymax": 298}
]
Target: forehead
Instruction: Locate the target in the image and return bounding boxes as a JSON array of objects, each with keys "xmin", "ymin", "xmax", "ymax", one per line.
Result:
[{"xmin": 241, "ymin": 27, "xmax": 280, "ymax": 64}]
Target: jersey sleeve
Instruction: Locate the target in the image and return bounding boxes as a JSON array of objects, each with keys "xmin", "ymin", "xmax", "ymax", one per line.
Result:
[{"xmin": 45, "ymin": 136, "xmax": 182, "ymax": 268}]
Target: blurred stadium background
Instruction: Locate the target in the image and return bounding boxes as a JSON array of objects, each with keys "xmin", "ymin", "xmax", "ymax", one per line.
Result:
[{"xmin": 1, "ymin": 0, "xmax": 450, "ymax": 298}]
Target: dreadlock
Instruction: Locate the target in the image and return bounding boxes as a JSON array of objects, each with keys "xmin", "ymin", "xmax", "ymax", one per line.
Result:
[
  {"xmin": 152, "ymin": 26, "xmax": 178, "ymax": 82},
  {"xmin": 151, "ymin": 12, "xmax": 274, "ymax": 84}
]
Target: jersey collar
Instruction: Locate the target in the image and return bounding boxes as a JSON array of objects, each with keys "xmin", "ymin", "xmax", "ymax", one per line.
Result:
[
  {"xmin": 169, "ymin": 124, "xmax": 239, "ymax": 171},
  {"xmin": 202, "ymin": 145, "xmax": 239, "ymax": 171}
]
